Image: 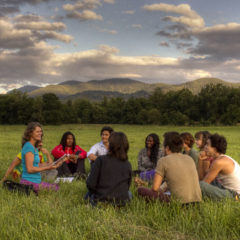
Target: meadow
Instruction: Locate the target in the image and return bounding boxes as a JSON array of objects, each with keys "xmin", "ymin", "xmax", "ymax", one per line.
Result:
[{"xmin": 0, "ymin": 124, "xmax": 240, "ymax": 240}]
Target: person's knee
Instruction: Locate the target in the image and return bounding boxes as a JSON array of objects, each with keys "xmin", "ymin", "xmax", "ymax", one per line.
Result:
[
  {"xmin": 199, "ymin": 181, "xmax": 208, "ymax": 191},
  {"xmin": 138, "ymin": 187, "xmax": 147, "ymax": 196}
]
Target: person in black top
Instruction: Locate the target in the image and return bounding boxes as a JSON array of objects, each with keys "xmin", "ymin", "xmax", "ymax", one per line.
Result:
[{"xmin": 86, "ymin": 132, "xmax": 132, "ymax": 206}]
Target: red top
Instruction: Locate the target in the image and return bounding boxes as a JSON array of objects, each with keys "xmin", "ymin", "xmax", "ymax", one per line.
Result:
[{"xmin": 51, "ymin": 144, "xmax": 87, "ymax": 164}]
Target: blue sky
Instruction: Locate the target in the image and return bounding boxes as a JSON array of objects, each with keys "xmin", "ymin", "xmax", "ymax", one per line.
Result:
[{"xmin": 1, "ymin": 0, "xmax": 240, "ymax": 93}]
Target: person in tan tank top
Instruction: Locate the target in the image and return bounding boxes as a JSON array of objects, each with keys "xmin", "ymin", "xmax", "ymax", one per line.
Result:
[{"xmin": 200, "ymin": 134, "xmax": 240, "ymax": 200}]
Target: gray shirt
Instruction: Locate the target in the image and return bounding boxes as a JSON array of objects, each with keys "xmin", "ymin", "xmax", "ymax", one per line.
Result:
[{"xmin": 138, "ymin": 148, "xmax": 164, "ymax": 172}]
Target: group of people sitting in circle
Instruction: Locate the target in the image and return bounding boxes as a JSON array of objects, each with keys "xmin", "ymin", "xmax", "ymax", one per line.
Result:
[{"xmin": 1, "ymin": 122, "xmax": 240, "ymax": 206}]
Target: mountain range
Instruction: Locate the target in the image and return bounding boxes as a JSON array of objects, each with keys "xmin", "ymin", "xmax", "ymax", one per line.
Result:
[{"xmin": 12, "ymin": 78, "xmax": 240, "ymax": 101}]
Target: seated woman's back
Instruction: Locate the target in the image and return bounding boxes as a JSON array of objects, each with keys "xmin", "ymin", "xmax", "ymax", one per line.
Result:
[{"xmin": 86, "ymin": 132, "xmax": 132, "ymax": 205}]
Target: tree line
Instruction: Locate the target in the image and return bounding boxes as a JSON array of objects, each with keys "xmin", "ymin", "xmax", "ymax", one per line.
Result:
[{"xmin": 1, "ymin": 83, "xmax": 240, "ymax": 125}]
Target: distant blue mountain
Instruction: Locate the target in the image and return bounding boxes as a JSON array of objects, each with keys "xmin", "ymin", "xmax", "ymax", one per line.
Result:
[
  {"xmin": 58, "ymin": 80, "xmax": 81, "ymax": 85},
  {"xmin": 9, "ymin": 85, "xmax": 41, "ymax": 93}
]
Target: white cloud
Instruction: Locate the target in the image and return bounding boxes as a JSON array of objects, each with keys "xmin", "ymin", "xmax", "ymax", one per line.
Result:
[
  {"xmin": 15, "ymin": 21, "xmax": 66, "ymax": 31},
  {"xmin": 163, "ymin": 16, "xmax": 204, "ymax": 29},
  {"xmin": 98, "ymin": 28, "xmax": 117, "ymax": 34},
  {"xmin": 66, "ymin": 10, "xmax": 103, "ymax": 21},
  {"xmin": 118, "ymin": 73, "xmax": 142, "ymax": 78},
  {"xmin": 150, "ymin": 4, "xmax": 240, "ymax": 61},
  {"xmin": 103, "ymin": 0, "xmax": 115, "ymax": 4},
  {"xmin": 2, "ymin": 42, "xmax": 240, "ymax": 91},
  {"xmin": 14, "ymin": 14, "xmax": 43, "ymax": 22},
  {"xmin": 0, "ymin": 17, "xmax": 73, "ymax": 49},
  {"xmin": 0, "ymin": 19, "xmax": 33, "ymax": 49},
  {"xmin": 63, "ymin": 0, "xmax": 101, "ymax": 11},
  {"xmin": 183, "ymin": 70, "xmax": 212, "ymax": 80},
  {"xmin": 63, "ymin": 0, "xmax": 103, "ymax": 21},
  {"xmin": 36, "ymin": 31, "xmax": 73, "ymax": 43},
  {"xmin": 143, "ymin": 3, "xmax": 204, "ymax": 28},
  {"xmin": 188, "ymin": 22, "xmax": 240, "ymax": 59}
]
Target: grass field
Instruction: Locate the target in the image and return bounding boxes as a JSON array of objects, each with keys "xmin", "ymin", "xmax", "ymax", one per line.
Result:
[{"xmin": 0, "ymin": 124, "xmax": 240, "ymax": 240}]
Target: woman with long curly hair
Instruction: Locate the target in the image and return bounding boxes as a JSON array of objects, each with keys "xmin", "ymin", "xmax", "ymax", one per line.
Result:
[
  {"xmin": 20, "ymin": 122, "xmax": 62, "ymax": 191},
  {"xmin": 137, "ymin": 133, "xmax": 164, "ymax": 181}
]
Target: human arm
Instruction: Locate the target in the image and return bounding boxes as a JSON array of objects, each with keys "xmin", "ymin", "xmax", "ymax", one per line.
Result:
[
  {"xmin": 88, "ymin": 154, "xmax": 97, "ymax": 161},
  {"xmin": 137, "ymin": 149, "xmax": 146, "ymax": 172},
  {"xmin": 74, "ymin": 146, "xmax": 87, "ymax": 159},
  {"xmin": 1, "ymin": 157, "xmax": 21, "ymax": 182},
  {"xmin": 202, "ymin": 160, "xmax": 223, "ymax": 183},
  {"xmin": 67, "ymin": 146, "xmax": 87, "ymax": 163},
  {"xmin": 25, "ymin": 152, "xmax": 59, "ymax": 173},
  {"xmin": 198, "ymin": 151, "xmax": 211, "ymax": 180},
  {"xmin": 152, "ymin": 156, "xmax": 165, "ymax": 191},
  {"xmin": 51, "ymin": 145, "xmax": 65, "ymax": 159},
  {"xmin": 41, "ymin": 148, "xmax": 53, "ymax": 163},
  {"xmin": 152, "ymin": 173, "xmax": 163, "ymax": 192},
  {"xmin": 87, "ymin": 144, "xmax": 99, "ymax": 162}
]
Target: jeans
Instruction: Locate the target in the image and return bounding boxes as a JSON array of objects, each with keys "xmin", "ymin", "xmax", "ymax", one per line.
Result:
[{"xmin": 200, "ymin": 180, "xmax": 235, "ymax": 199}]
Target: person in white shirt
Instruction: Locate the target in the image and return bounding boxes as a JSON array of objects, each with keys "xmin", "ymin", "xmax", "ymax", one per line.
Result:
[{"xmin": 87, "ymin": 126, "xmax": 114, "ymax": 167}]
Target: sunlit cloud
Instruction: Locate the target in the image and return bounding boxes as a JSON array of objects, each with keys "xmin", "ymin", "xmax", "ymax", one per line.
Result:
[
  {"xmin": 63, "ymin": 0, "xmax": 103, "ymax": 21},
  {"xmin": 103, "ymin": 0, "xmax": 115, "ymax": 4},
  {"xmin": 143, "ymin": 3, "xmax": 205, "ymax": 28},
  {"xmin": 98, "ymin": 28, "xmax": 117, "ymax": 34}
]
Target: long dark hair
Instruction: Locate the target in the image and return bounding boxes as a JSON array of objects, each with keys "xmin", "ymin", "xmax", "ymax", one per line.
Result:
[
  {"xmin": 60, "ymin": 131, "xmax": 76, "ymax": 151},
  {"xmin": 22, "ymin": 122, "xmax": 43, "ymax": 147},
  {"xmin": 145, "ymin": 133, "xmax": 160, "ymax": 165},
  {"xmin": 108, "ymin": 132, "xmax": 129, "ymax": 161}
]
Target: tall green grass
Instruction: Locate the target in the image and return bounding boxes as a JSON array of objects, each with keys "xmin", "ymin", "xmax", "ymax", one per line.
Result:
[{"xmin": 0, "ymin": 125, "xmax": 239, "ymax": 240}]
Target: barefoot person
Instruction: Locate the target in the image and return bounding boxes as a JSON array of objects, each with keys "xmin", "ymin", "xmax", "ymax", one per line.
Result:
[
  {"xmin": 138, "ymin": 132, "xmax": 202, "ymax": 204},
  {"xmin": 200, "ymin": 134, "xmax": 240, "ymax": 199},
  {"xmin": 20, "ymin": 122, "xmax": 63, "ymax": 191}
]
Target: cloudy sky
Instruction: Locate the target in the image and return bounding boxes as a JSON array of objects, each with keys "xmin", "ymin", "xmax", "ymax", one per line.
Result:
[{"xmin": 1, "ymin": 0, "xmax": 240, "ymax": 93}]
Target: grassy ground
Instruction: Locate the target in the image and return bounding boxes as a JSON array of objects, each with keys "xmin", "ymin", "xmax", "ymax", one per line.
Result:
[{"xmin": 0, "ymin": 124, "xmax": 239, "ymax": 240}]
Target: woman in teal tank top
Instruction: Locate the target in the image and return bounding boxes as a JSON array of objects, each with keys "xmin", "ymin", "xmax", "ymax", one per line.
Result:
[{"xmin": 20, "ymin": 122, "xmax": 64, "ymax": 191}]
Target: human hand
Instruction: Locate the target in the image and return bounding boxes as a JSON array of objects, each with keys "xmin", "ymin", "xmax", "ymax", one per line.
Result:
[
  {"xmin": 134, "ymin": 177, "xmax": 148, "ymax": 187},
  {"xmin": 69, "ymin": 154, "xmax": 78, "ymax": 163},
  {"xmin": 41, "ymin": 148, "xmax": 49, "ymax": 155},
  {"xmin": 199, "ymin": 151, "xmax": 208, "ymax": 161},
  {"xmin": 88, "ymin": 154, "xmax": 97, "ymax": 161}
]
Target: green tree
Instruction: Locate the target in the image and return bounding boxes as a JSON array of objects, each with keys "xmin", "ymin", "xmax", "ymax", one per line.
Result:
[{"xmin": 42, "ymin": 93, "xmax": 63, "ymax": 124}]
